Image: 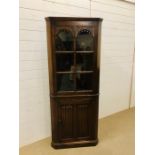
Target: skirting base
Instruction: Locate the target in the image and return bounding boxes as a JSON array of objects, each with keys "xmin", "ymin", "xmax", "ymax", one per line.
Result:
[{"xmin": 51, "ymin": 139, "xmax": 98, "ymax": 149}]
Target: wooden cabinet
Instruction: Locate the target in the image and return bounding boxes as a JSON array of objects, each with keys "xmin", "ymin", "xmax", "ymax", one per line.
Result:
[{"xmin": 45, "ymin": 17, "xmax": 102, "ymax": 149}]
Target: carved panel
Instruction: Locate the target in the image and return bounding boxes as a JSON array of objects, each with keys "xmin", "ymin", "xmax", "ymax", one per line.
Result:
[
  {"xmin": 76, "ymin": 104, "xmax": 89, "ymax": 138},
  {"xmin": 59, "ymin": 104, "xmax": 74, "ymax": 141}
]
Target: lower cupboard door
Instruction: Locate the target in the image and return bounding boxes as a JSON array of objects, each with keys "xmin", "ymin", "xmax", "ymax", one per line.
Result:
[
  {"xmin": 57, "ymin": 97, "xmax": 97, "ymax": 142},
  {"xmin": 59, "ymin": 103, "xmax": 91, "ymax": 142},
  {"xmin": 58, "ymin": 104, "xmax": 74, "ymax": 141},
  {"xmin": 76, "ymin": 103, "xmax": 90, "ymax": 139}
]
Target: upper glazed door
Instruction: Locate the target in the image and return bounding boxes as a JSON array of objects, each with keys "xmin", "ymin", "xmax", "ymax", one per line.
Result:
[
  {"xmin": 54, "ymin": 24, "xmax": 96, "ymax": 93},
  {"xmin": 54, "ymin": 27, "xmax": 75, "ymax": 92},
  {"xmin": 75, "ymin": 27, "xmax": 95, "ymax": 91},
  {"xmin": 55, "ymin": 28, "xmax": 74, "ymax": 51}
]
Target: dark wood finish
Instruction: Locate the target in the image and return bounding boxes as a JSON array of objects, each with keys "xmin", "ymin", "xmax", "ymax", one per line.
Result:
[
  {"xmin": 45, "ymin": 17, "xmax": 102, "ymax": 21},
  {"xmin": 45, "ymin": 17, "xmax": 102, "ymax": 149}
]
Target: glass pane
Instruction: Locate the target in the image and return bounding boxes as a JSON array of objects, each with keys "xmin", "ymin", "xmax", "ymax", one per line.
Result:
[
  {"xmin": 76, "ymin": 29, "xmax": 93, "ymax": 51},
  {"xmin": 57, "ymin": 74, "xmax": 74, "ymax": 91},
  {"xmin": 56, "ymin": 53, "xmax": 74, "ymax": 71},
  {"xmin": 76, "ymin": 73, "xmax": 92, "ymax": 90},
  {"xmin": 76, "ymin": 53, "xmax": 93, "ymax": 71},
  {"xmin": 55, "ymin": 29, "xmax": 73, "ymax": 51}
]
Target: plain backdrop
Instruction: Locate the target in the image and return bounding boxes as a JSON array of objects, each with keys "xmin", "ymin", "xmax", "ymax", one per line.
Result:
[{"xmin": 1, "ymin": 0, "xmax": 155, "ymax": 155}]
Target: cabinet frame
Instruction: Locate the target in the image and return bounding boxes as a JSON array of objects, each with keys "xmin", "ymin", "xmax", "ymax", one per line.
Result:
[{"xmin": 46, "ymin": 17, "xmax": 102, "ymax": 149}]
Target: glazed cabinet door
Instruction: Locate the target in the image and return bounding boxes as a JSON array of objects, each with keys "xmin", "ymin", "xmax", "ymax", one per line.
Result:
[
  {"xmin": 54, "ymin": 27, "xmax": 75, "ymax": 93},
  {"xmin": 53, "ymin": 23, "xmax": 98, "ymax": 94}
]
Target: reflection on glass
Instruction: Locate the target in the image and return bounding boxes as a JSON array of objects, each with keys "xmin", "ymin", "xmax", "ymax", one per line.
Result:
[
  {"xmin": 57, "ymin": 74, "xmax": 74, "ymax": 91},
  {"xmin": 76, "ymin": 53, "xmax": 93, "ymax": 71},
  {"xmin": 76, "ymin": 29, "xmax": 93, "ymax": 51},
  {"xmin": 56, "ymin": 54, "xmax": 74, "ymax": 71},
  {"xmin": 55, "ymin": 29, "xmax": 73, "ymax": 51},
  {"xmin": 76, "ymin": 73, "xmax": 92, "ymax": 90}
]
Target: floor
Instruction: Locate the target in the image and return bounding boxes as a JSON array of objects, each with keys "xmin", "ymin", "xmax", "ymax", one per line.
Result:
[{"xmin": 20, "ymin": 108, "xmax": 135, "ymax": 155}]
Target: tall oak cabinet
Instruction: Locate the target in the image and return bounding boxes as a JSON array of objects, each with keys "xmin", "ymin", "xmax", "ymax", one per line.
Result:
[{"xmin": 45, "ymin": 17, "xmax": 102, "ymax": 149}]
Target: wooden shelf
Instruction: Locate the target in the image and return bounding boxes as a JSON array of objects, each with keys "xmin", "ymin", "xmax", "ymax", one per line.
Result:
[
  {"xmin": 76, "ymin": 51, "xmax": 94, "ymax": 53},
  {"xmin": 56, "ymin": 51, "xmax": 74, "ymax": 53},
  {"xmin": 56, "ymin": 90, "xmax": 93, "ymax": 94},
  {"xmin": 55, "ymin": 51, "xmax": 94, "ymax": 53},
  {"xmin": 56, "ymin": 71, "xmax": 94, "ymax": 74}
]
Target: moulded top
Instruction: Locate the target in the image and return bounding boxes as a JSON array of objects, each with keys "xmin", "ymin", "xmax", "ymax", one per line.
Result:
[{"xmin": 45, "ymin": 17, "xmax": 103, "ymax": 22}]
